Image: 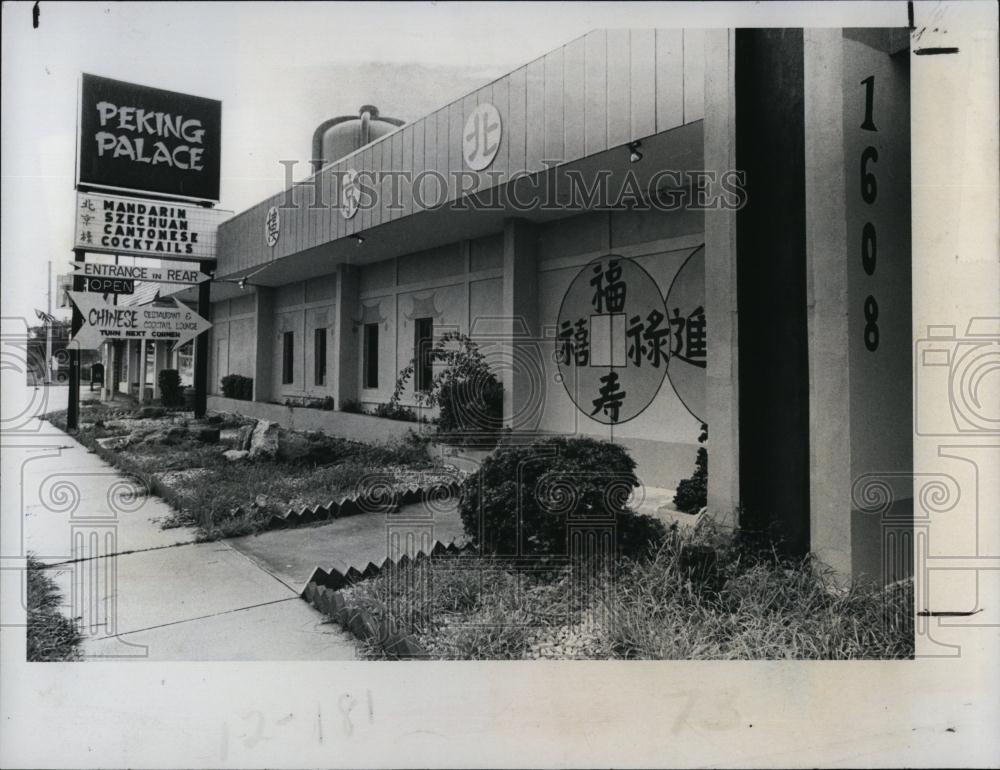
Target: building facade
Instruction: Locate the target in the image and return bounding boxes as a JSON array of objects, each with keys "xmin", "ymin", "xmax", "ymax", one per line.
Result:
[{"xmin": 158, "ymin": 28, "xmax": 913, "ymax": 583}]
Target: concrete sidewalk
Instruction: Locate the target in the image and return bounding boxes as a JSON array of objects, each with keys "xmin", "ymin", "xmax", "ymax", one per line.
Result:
[{"xmin": 18, "ymin": 428, "xmax": 357, "ymax": 660}]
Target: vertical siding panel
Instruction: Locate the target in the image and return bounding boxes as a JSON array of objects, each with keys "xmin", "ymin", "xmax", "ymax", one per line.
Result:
[
  {"xmin": 563, "ymin": 36, "xmax": 586, "ymax": 161},
  {"xmin": 525, "ymin": 58, "xmax": 545, "ymax": 173},
  {"xmin": 309, "ymin": 175, "xmax": 320, "ymax": 248},
  {"xmin": 683, "ymin": 28, "xmax": 706, "ymax": 123},
  {"xmin": 606, "ymin": 29, "xmax": 631, "ymax": 147},
  {"xmin": 375, "ymin": 140, "xmax": 387, "ymax": 228},
  {"xmin": 411, "ymin": 119, "xmax": 425, "ymax": 215},
  {"xmin": 543, "ymin": 48, "xmax": 564, "ymax": 164},
  {"xmin": 655, "ymin": 28, "xmax": 684, "ymax": 131},
  {"xmin": 294, "ymin": 186, "xmax": 305, "ymax": 256},
  {"xmin": 584, "ymin": 30, "xmax": 608, "ymax": 155},
  {"xmin": 399, "ymin": 124, "xmax": 413, "ymax": 219},
  {"xmin": 280, "ymin": 190, "xmax": 294, "ymax": 259},
  {"xmin": 489, "ymin": 76, "xmax": 510, "ymax": 186},
  {"xmin": 422, "ymin": 113, "xmax": 437, "ymax": 213},
  {"xmin": 391, "ymin": 130, "xmax": 404, "ymax": 221},
  {"xmin": 361, "ymin": 146, "xmax": 373, "ymax": 232},
  {"xmin": 333, "ymin": 162, "xmax": 344, "ymax": 241},
  {"xmin": 462, "ymin": 92, "xmax": 479, "ymax": 197},
  {"xmin": 630, "ymin": 29, "xmax": 656, "ymax": 140},
  {"xmin": 323, "ymin": 167, "xmax": 334, "ymax": 242},
  {"xmin": 448, "ymin": 101, "xmax": 464, "ymax": 203},
  {"xmin": 507, "ymin": 67, "xmax": 527, "ymax": 175},
  {"xmin": 344, "ymin": 157, "xmax": 356, "ymax": 238},
  {"xmin": 435, "ymin": 108, "xmax": 450, "ymax": 207}
]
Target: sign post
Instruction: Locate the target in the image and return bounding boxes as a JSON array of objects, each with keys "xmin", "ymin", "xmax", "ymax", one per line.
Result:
[
  {"xmin": 66, "ymin": 249, "xmax": 85, "ymax": 431},
  {"xmin": 72, "ymin": 73, "xmax": 223, "ymax": 426},
  {"xmin": 193, "ymin": 260, "xmax": 216, "ymax": 418}
]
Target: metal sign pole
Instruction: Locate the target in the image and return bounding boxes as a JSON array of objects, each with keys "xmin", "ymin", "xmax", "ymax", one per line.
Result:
[
  {"xmin": 192, "ymin": 259, "xmax": 215, "ymax": 418},
  {"xmin": 66, "ymin": 248, "xmax": 85, "ymax": 431}
]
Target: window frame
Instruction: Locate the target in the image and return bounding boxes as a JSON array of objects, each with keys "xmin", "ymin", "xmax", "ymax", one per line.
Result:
[
  {"xmin": 313, "ymin": 327, "xmax": 327, "ymax": 386},
  {"xmin": 363, "ymin": 323, "xmax": 379, "ymax": 389},
  {"xmin": 282, "ymin": 331, "xmax": 294, "ymax": 385}
]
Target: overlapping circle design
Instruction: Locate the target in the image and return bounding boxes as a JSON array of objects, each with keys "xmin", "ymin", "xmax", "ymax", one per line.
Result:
[{"xmin": 556, "ymin": 255, "xmax": 668, "ymax": 425}]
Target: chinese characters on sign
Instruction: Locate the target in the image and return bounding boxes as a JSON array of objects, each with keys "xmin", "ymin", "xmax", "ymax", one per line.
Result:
[
  {"xmin": 557, "ymin": 251, "xmax": 707, "ymax": 425},
  {"xmin": 462, "ymin": 102, "xmax": 502, "ymax": 171},
  {"xmin": 74, "ymin": 191, "xmax": 228, "ymax": 261},
  {"xmin": 265, "ymin": 205, "xmax": 280, "ymax": 246}
]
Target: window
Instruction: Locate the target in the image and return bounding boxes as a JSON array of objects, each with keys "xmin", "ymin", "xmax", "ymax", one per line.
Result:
[
  {"xmin": 314, "ymin": 328, "xmax": 327, "ymax": 386},
  {"xmin": 363, "ymin": 323, "xmax": 379, "ymax": 389},
  {"xmin": 282, "ymin": 331, "xmax": 294, "ymax": 385},
  {"xmin": 414, "ymin": 317, "xmax": 434, "ymax": 392}
]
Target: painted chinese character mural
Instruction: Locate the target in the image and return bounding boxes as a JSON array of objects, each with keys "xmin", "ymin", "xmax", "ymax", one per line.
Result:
[{"xmin": 556, "ymin": 246, "xmax": 706, "ymax": 425}]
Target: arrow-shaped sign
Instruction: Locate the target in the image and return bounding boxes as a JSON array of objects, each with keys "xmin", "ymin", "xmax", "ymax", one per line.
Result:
[
  {"xmin": 68, "ymin": 291, "xmax": 211, "ymax": 351},
  {"xmin": 71, "ymin": 262, "xmax": 211, "ymax": 285}
]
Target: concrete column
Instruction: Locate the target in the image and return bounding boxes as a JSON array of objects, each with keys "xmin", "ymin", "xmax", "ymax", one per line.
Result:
[
  {"xmin": 703, "ymin": 29, "xmax": 740, "ymax": 524},
  {"xmin": 137, "ymin": 340, "xmax": 148, "ymax": 403},
  {"xmin": 803, "ymin": 29, "xmax": 852, "ymax": 578},
  {"xmin": 151, "ymin": 343, "xmax": 168, "ymax": 402},
  {"xmin": 501, "ymin": 218, "xmax": 539, "ymax": 431},
  {"xmin": 252, "ymin": 287, "xmax": 275, "ymax": 403},
  {"xmin": 332, "ymin": 265, "xmax": 359, "ymax": 409}
]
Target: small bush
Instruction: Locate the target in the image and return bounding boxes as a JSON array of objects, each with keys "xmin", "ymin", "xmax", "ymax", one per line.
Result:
[
  {"xmin": 221, "ymin": 374, "xmax": 253, "ymax": 401},
  {"xmin": 673, "ymin": 423, "xmax": 707, "ymax": 513},
  {"xmin": 157, "ymin": 369, "xmax": 184, "ymax": 407},
  {"xmin": 340, "ymin": 398, "xmax": 363, "ymax": 414},
  {"xmin": 459, "ymin": 436, "xmax": 663, "ymax": 558},
  {"xmin": 373, "ymin": 401, "xmax": 418, "ymax": 422}
]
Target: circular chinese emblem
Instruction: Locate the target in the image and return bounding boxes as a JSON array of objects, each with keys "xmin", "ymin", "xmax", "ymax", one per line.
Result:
[
  {"xmin": 264, "ymin": 206, "xmax": 280, "ymax": 246},
  {"xmin": 462, "ymin": 103, "xmax": 502, "ymax": 171},
  {"xmin": 556, "ymin": 256, "xmax": 668, "ymax": 425},
  {"xmin": 341, "ymin": 168, "xmax": 360, "ymax": 219},
  {"xmin": 664, "ymin": 245, "xmax": 706, "ymax": 423}
]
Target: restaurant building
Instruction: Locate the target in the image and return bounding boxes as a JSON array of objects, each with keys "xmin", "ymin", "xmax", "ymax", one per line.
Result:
[{"xmin": 160, "ymin": 28, "xmax": 913, "ymax": 583}]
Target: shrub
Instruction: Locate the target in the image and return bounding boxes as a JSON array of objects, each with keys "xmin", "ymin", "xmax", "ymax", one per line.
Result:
[
  {"xmin": 220, "ymin": 374, "xmax": 253, "ymax": 401},
  {"xmin": 387, "ymin": 332, "xmax": 503, "ymax": 443},
  {"xmin": 158, "ymin": 368, "xmax": 184, "ymax": 407},
  {"xmin": 373, "ymin": 401, "xmax": 418, "ymax": 422},
  {"xmin": 673, "ymin": 423, "xmax": 707, "ymax": 513},
  {"xmin": 340, "ymin": 398, "xmax": 363, "ymax": 414},
  {"xmin": 459, "ymin": 436, "xmax": 664, "ymax": 558}
]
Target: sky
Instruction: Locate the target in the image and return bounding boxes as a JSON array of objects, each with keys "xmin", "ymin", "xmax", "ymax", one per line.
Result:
[{"xmin": 1, "ymin": 1, "xmax": 908, "ymax": 325}]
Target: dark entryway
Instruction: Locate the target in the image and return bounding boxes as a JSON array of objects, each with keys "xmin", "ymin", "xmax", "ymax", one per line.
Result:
[{"xmin": 735, "ymin": 29, "xmax": 811, "ymax": 554}]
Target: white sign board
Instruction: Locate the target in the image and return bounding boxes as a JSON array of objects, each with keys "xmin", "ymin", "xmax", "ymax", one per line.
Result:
[
  {"xmin": 265, "ymin": 205, "xmax": 280, "ymax": 246},
  {"xmin": 462, "ymin": 102, "xmax": 502, "ymax": 171},
  {"xmin": 68, "ymin": 290, "xmax": 211, "ymax": 350},
  {"xmin": 74, "ymin": 191, "xmax": 229, "ymax": 261},
  {"xmin": 71, "ymin": 261, "xmax": 211, "ymax": 285}
]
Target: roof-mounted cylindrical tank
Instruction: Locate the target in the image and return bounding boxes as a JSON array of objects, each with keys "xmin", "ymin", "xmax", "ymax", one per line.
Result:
[{"xmin": 311, "ymin": 105, "xmax": 405, "ymax": 173}]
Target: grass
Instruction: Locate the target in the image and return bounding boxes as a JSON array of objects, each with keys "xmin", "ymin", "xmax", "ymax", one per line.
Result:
[
  {"xmin": 45, "ymin": 402, "xmax": 443, "ymax": 539},
  {"xmin": 26, "ymin": 556, "xmax": 82, "ymax": 662},
  {"xmin": 343, "ymin": 522, "xmax": 914, "ymax": 660}
]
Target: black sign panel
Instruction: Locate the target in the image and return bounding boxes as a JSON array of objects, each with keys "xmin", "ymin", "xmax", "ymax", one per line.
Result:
[
  {"xmin": 85, "ymin": 276, "xmax": 134, "ymax": 295},
  {"xmin": 78, "ymin": 74, "xmax": 221, "ymax": 202}
]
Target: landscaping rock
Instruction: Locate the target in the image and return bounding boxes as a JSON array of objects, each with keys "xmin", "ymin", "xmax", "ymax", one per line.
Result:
[
  {"xmin": 276, "ymin": 430, "xmax": 311, "ymax": 462},
  {"xmin": 248, "ymin": 420, "xmax": 279, "ymax": 458},
  {"xmin": 193, "ymin": 425, "xmax": 221, "ymax": 443},
  {"xmin": 223, "ymin": 449, "xmax": 250, "ymax": 462},
  {"xmin": 238, "ymin": 423, "xmax": 255, "ymax": 451},
  {"xmin": 96, "ymin": 435, "xmax": 131, "ymax": 451}
]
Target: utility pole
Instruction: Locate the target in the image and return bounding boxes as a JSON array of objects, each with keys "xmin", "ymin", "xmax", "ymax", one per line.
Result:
[{"xmin": 45, "ymin": 261, "xmax": 53, "ymax": 384}]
